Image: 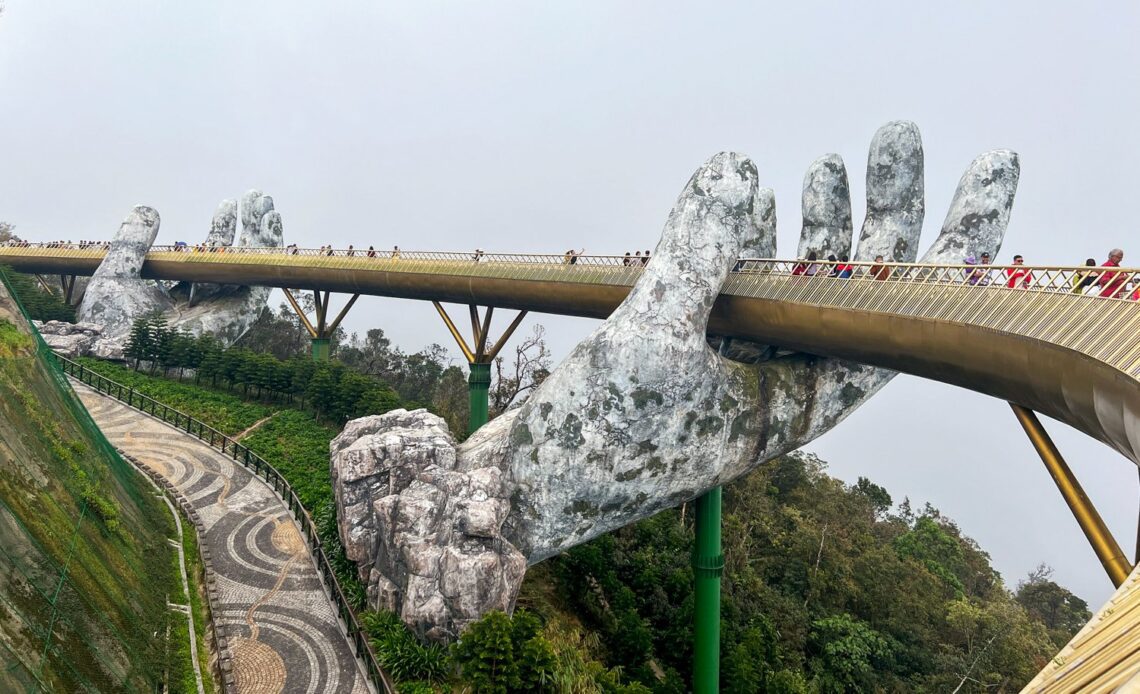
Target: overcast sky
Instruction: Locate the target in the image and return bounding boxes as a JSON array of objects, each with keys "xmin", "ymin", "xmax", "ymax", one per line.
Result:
[{"xmin": 3, "ymin": 1, "xmax": 1139, "ymax": 607}]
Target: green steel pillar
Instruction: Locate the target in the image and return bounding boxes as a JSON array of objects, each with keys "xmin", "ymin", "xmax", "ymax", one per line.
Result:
[
  {"xmin": 468, "ymin": 362, "xmax": 491, "ymax": 433},
  {"xmin": 693, "ymin": 486, "xmax": 723, "ymax": 693},
  {"xmin": 311, "ymin": 338, "xmax": 330, "ymax": 361}
]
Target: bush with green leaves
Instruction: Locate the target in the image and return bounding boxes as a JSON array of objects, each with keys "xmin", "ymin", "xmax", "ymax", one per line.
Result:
[
  {"xmin": 451, "ymin": 610, "xmax": 557, "ymax": 694},
  {"xmin": 360, "ymin": 611, "xmax": 450, "ymax": 684}
]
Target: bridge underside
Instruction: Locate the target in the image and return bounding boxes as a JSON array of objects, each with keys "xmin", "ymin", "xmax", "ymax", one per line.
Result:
[{"xmin": 7, "ymin": 248, "xmax": 1137, "ymax": 468}]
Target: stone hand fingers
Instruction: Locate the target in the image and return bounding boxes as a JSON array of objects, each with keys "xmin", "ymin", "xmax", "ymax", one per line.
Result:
[{"xmin": 765, "ymin": 124, "xmax": 1020, "ymax": 455}]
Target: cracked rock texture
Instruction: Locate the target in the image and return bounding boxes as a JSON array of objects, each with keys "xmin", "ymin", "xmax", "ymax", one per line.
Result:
[
  {"xmin": 332, "ymin": 122, "xmax": 1021, "ymax": 642},
  {"xmin": 77, "ymin": 191, "xmax": 283, "ymax": 347},
  {"xmin": 330, "ymin": 409, "xmax": 525, "ymax": 641},
  {"xmin": 78, "ymin": 206, "xmax": 173, "ymax": 337},
  {"xmin": 798, "ymin": 154, "xmax": 853, "ymax": 260},
  {"xmin": 855, "ymin": 121, "xmax": 925, "ymax": 261},
  {"xmin": 33, "ymin": 320, "xmax": 103, "ymax": 357}
]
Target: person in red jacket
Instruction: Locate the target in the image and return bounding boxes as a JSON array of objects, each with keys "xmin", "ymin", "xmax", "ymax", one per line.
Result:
[
  {"xmin": 1097, "ymin": 248, "xmax": 1128, "ymax": 298},
  {"xmin": 1005, "ymin": 255, "xmax": 1033, "ymax": 288}
]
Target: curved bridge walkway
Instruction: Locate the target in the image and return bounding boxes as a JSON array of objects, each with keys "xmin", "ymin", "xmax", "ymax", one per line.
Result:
[{"xmin": 73, "ymin": 383, "xmax": 368, "ymax": 694}]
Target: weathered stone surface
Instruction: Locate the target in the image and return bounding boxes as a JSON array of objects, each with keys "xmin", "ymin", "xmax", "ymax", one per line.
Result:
[
  {"xmin": 77, "ymin": 193, "xmax": 284, "ymax": 347},
  {"xmin": 798, "ymin": 154, "xmax": 853, "ymax": 260},
  {"xmin": 330, "ymin": 409, "xmax": 523, "ymax": 641},
  {"xmin": 184, "ymin": 199, "xmax": 238, "ymax": 306},
  {"xmin": 32, "ymin": 320, "xmax": 106, "ymax": 356},
  {"xmin": 924, "ymin": 150, "xmax": 1020, "ymax": 261},
  {"xmin": 39, "ymin": 332, "xmax": 96, "ymax": 357},
  {"xmin": 206, "ymin": 199, "xmax": 237, "ymax": 247},
  {"xmin": 332, "ymin": 122, "xmax": 1021, "ymax": 642},
  {"xmin": 77, "ymin": 206, "xmax": 173, "ymax": 337},
  {"xmin": 91, "ymin": 340, "xmax": 125, "ymax": 361},
  {"xmin": 855, "ymin": 121, "xmax": 925, "ymax": 261}
]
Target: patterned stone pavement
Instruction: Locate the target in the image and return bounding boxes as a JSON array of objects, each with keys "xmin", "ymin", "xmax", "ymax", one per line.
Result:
[{"xmin": 75, "ymin": 384, "xmax": 370, "ymax": 694}]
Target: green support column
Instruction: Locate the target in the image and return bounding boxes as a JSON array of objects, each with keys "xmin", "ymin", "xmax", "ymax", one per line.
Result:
[
  {"xmin": 311, "ymin": 338, "xmax": 330, "ymax": 361},
  {"xmin": 468, "ymin": 362, "xmax": 491, "ymax": 433},
  {"xmin": 693, "ymin": 486, "xmax": 723, "ymax": 694}
]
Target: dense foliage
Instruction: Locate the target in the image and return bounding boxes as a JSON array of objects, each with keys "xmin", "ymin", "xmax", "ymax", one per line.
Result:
[
  {"xmin": 236, "ymin": 301, "xmax": 551, "ymax": 435},
  {"xmin": 121, "ymin": 314, "xmax": 400, "ymax": 424},
  {"xmin": 548, "ymin": 452, "xmax": 1089, "ymax": 692},
  {"xmin": 0, "ymin": 265, "xmax": 76, "ymax": 321}
]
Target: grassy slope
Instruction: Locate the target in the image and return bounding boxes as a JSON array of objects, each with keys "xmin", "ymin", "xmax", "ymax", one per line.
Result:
[{"xmin": 0, "ymin": 311, "xmax": 179, "ymax": 689}]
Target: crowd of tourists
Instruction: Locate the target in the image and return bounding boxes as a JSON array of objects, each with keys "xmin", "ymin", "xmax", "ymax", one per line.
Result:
[
  {"xmin": 621, "ymin": 250, "xmax": 652, "ymax": 266},
  {"xmin": 5, "ymin": 238, "xmax": 1138, "ymax": 298},
  {"xmin": 2, "ymin": 239, "xmax": 111, "ymax": 249},
  {"xmin": 787, "ymin": 248, "xmax": 1137, "ymax": 298}
]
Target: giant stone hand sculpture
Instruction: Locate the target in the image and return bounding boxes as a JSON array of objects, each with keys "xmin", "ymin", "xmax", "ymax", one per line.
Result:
[
  {"xmin": 330, "ymin": 121, "xmax": 1020, "ymax": 641},
  {"xmin": 78, "ymin": 190, "xmax": 283, "ymax": 347}
]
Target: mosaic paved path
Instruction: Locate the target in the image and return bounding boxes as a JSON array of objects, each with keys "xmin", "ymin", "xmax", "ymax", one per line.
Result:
[{"xmin": 75, "ymin": 384, "xmax": 369, "ymax": 694}]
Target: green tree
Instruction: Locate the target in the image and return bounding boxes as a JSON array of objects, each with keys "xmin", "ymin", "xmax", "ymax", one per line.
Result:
[
  {"xmin": 124, "ymin": 317, "xmax": 153, "ymax": 371},
  {"xmin": 306, "ymin": 365, "xmax": 337, "ymax": 420},
  {"xmin": 0, "ymin": 266, "xmax": 76, "ymax": 321},
  {"xmin": 431, "ymin": 365, "xmax": 469, "ymax": 435},
  {"xmin": 807, "ymin": 614, "xmax": 894, "ymax": 694},
  {"xmin": 195, "ymin": 335, "xmax": 223, "ymax": 385},
  {"xmin": 894, "ymin": 515, "xmax": 967, "ymax": 597},
  {"xmin": 453, "ymin": 611, "xmax": 519, "ymax": 693},
  {"xmin": 1015, "ymin": 564, "xmax": 1091, "ymax": 648},
  {"xmin": 147, "ymin": 314, "xmax": 171, "ymax": 374}
]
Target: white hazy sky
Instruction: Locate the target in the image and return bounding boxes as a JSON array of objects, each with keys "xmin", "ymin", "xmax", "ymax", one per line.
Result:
[{"xmin": 3, "ymin": 1, "xmax": 1139, "ymax": 607}]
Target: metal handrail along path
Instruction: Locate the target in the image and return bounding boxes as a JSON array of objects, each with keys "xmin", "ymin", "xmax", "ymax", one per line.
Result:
[{"xmin": 54, "ymin": 355, "xmax": 396, "ymax": 694}]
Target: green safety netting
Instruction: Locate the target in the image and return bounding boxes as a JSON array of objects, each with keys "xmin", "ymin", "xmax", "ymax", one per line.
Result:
[{"xmin": 0, "ymin": 267, "xmax": 178, "ymax": 693}]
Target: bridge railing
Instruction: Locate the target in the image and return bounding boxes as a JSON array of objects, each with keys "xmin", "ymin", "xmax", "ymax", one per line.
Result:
[
  {"xmin": 5, "ymin": 241, "xmax": 1140, "ymax": 302},
  {"xmin": 53, "ymin": 355, "xmax": 395, "ymax": 694}
]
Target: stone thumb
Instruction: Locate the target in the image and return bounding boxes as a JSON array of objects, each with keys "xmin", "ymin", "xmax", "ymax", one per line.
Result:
[
  {"xmin": 610, "ymin": 152, "xmax": 761, "ymax": 345},
  {"xmin": 99, "ymin": 206, "xmax": 161, "ymax": 278}
]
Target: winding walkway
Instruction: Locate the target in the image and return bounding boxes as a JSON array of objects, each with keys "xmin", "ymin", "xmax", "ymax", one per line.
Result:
[{"xmin": 74, "ymin": 384, "xmax": 369, "ymax": 694}]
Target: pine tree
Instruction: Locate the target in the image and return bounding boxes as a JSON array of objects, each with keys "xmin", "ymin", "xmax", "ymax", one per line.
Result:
[
  {"xmin": 123, "ymin": 317, "xmax": 152, "ymax": 371},
  {"xmin": 305, "ymin": 366, "xmax": 336, "ymax": 421},
  {"xmin": 147, "ymin": 314, "xmax": 171, "ymax": 375}
]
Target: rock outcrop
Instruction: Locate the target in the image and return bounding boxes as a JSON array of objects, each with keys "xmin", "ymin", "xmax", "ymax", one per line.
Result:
[
  {"xmin": 330, "ymin": 410, "xmax": 525, "ymax": 641},
  {"xmin": 33, "ymin": 320, "xmax": 104, "ymax": 357},
  {"xmin": 331, "ymin": 121, "xmax": 1022, "ymax": 642}
]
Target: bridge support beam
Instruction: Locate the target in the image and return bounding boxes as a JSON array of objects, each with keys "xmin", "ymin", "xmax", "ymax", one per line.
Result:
[
  {"xmin": 282, "ymin": 289, "xmax": 359, "ymax": 361},
  {"xmin": 33, "ymin": 273, "xmax": 82, "ymax": 305},
  {"xmin": 1011, "ymin": 403, "xmax": 1132, "ymax": 587},
  {"xmin": 693, "ymin": 487, "xmax": 723, "ymax": 694},
  {"xmin": 432, "ymin": 301, "xmax": 527, "ymax": 434}
]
